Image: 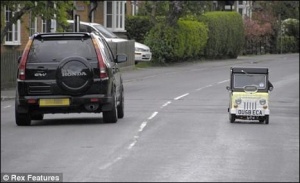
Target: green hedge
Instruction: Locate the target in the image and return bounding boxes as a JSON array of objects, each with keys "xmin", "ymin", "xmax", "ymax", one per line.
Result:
[
  {"xmin": 144, "ymin": 20, "xmax": 208, "ymax": 64},
  {"xmin": 277, "ymin": 36, "xmax": 299, "ymax": 53},
  {"xmin": 125, "ymin": 16, "xmax": 153, "ymax": 43},
  {"xmin": 198, "ymin": 11, "xmax": 244, "ymax": 59}
]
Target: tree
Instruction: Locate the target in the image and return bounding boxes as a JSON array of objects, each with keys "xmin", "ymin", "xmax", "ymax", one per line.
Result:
[
  {"xmin": 137, "ymin": 1, "xmax": 213, "ymax": 26},
  {"xmin": 1, "ymin": 1, "xmax": 75, "ymax": 44}
]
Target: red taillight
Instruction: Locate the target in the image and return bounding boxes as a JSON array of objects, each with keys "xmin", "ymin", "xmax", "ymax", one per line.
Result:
[
  {"xmin": 18, "ymin": 39, "xmax": 33, "ymax": 80},
  {"xmin": 27, "ymin": 99, "xmax": 37, "ymax": 104},
  {"xmin": 92, "ymin": 37, "xmax": 108, "ymax": 79},
  {"xmin": 90, "ymin": 98, "xmax": 100, "ymax": 102}
]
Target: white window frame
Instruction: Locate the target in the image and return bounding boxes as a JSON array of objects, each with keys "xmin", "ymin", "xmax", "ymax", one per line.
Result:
[
  {"xmin": 131, "ymin": 1, "xmax": 139, "ymax": 15},
  {"xmin": 41, "ymin": 18, "xmax": 47, "ymax": 33},
  {"xmin": 4, "ymin": 5, "xmax": 21, "ymax": 45},
  {"xmin": 41, "ymin": 2, "xmax": 57, "ymax": 33},
  {"xmin": 29, "ymin": 12, "xmax": 38, "ymax": 36},
  {"xmin": 104, "ymin": 1, "xmax": 126, "ymax": 32}
]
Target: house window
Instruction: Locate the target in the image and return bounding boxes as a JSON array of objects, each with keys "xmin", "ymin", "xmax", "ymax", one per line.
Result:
[
  {"xmin": 238, "ymin": 8, "xmax": 243, "ymax": 15},
  {"xmin": 4, "ymin": 6, "xmax": 21, "ymax": 45},
  {"xmin": 29, "ymin": 12, "xmax": 37, "ymax": 36},
  {"xmin": 41, "ymin": 18, "xmax": 47, "ymax": 33},
  {"xmin": 104, "ymin": 1, "xmax": 125, "ymax": 32},
  {"xmin": 131, "ymin": 1, "xmax": 138, "ymax": 16}
]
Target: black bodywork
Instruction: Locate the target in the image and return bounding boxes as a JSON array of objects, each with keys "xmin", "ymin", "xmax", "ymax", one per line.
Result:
[{"xmin": 15, "ymin": 32, "xmax": 127, "ymax": 126}]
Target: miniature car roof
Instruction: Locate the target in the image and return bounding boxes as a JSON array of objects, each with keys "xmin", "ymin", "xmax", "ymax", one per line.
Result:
[{"xmin": 231, "ymin": 67, "xmax": 269, "ymax": 74}]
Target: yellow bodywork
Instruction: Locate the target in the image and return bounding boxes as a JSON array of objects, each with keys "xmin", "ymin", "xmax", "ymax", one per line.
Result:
[{"xmin": 229, "ymin": 92, "xmax": 270, "ymax": 115}]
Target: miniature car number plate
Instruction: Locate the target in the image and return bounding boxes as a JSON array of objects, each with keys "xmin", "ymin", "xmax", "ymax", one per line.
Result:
[
  {"xmin": 39, "ymin": 98, "xmax": 70, "ymax": 107},
  {"xmin": 237, "ymin": 110, "xmax": 264, "ymax": 116}
]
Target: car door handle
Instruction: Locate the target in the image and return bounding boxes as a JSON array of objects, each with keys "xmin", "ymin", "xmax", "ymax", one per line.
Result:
[{"xmin": 37, "ymin": 66, "xmax": 48, "ymax": 71}]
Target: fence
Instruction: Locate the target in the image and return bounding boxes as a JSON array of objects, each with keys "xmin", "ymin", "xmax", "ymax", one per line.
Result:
[
  {"xmin": 1, "ymin": 50, "xmax": 22, "ymax": 89},
  {"xmin": 1, "ymin": 41, "xmax": 135, "ymax": 89}
]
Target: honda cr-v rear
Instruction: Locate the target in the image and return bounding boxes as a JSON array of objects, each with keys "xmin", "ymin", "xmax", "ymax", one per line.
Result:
[{"xmin": 15, "ymin": 32, "xmax": 127, "ymax": 126}]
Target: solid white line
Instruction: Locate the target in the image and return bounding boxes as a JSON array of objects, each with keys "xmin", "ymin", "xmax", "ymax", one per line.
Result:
[
  {"xmin": 161, "ymin": 101, "xmax": 172, "ymax": 108},
  {"xmin": 148, "ymin": 112, "xmax": 158, "ymax": 120},
  {"xmin": 3, "ymin": 105, "xmax": 11, "ymax": 108},
  {"xmin": 174, "ymin": 93, "xmax": 189, "ymax": 100},
  {"xmin": 139, "ymin": 121, "xmax": 147, "ymax": 132}
]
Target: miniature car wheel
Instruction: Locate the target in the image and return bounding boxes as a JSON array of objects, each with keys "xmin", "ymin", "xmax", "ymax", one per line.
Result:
[
  {"xmin": 265, "ymin": 115, "xmax": 269, "ymax": 124},
  {"xmin": 259, "ymin": 117, "xmax": 265, "ymax": 123},
  {"xmin": 229, "ymin": 114, "xmax": 235, "ymax": 123}
]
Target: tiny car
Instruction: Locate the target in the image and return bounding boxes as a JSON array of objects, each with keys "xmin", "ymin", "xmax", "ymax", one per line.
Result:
[{"xmin": 226, "ymin": 67, "xmax": 273, "ymax": 124}]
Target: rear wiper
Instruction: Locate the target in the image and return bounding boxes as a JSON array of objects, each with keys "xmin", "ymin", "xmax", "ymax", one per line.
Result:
[{"xmin": 241, "ymin": 69, "xmax": 249, "ymax": 75}]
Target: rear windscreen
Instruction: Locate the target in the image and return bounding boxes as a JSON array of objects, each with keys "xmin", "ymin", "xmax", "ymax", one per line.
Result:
[{"xmin": 27, "ymin": 38, "xmax": 97, "ymax": 63}]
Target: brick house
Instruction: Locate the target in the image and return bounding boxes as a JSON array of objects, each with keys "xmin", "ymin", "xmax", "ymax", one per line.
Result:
[{"xmin": 1, "ymin": 0, "xmax": 141, "ymax": 53}]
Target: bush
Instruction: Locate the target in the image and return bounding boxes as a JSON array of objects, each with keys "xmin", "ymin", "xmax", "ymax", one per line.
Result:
[
  {"xmin": 125, "ymin": 16, "xmax": 153, "ymax": 43},
  {"xmin": 144, "ymin": 20, "xmax": 208, "ymax": 64},
  {"xmin": 198, "ymin": 11, "xmax": 244, "ymax": 59},
  {"xmin": 277, "ymin": 36, "xmax": 299, "ymax": 53}
]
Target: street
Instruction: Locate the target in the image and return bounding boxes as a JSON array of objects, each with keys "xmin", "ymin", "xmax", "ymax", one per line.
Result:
[{"xmin": 1, "ymin": 54, "xmax": 299, "ymax": 182}]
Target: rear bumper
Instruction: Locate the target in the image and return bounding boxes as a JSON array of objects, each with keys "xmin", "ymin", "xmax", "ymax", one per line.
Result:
[{"xmin": 16, "ymin": 94, "xmax": 113, "ymax": 114}]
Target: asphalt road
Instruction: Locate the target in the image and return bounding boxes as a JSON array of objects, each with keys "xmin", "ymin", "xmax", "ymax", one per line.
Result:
[{"xmin": 1, "ymin": 54, "xmax": 299, "ymax": 182}]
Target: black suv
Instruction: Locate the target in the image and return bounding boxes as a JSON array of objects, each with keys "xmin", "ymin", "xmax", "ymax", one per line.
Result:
[{"xmin": 15, "ymin": 32, "xmax": 127, "ymax": 126}]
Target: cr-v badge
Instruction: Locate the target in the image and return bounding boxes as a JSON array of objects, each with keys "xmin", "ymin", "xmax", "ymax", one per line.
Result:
[{"xmin": 34, "ymin": 72, "xmax": 47, "ymax": 77}]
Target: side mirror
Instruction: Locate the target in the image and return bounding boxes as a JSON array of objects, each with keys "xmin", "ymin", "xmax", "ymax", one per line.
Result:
[
  {"xmin": 115, "ymin": 54, "xmax": 127, "ymax": 63},
  {"xmin": 269, "ymin": 86, "xmax": 273, "ymax": 91},
  {"xmin": 18, "ymin": 56, "xmax": 21, "ymax": 64},
  {"xmin": 226, "ymin": 86, "xmax": 231, "ymax": 91}
]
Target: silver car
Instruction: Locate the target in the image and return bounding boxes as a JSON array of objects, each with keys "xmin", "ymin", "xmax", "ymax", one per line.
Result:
[{"xmin": 66, "ymin": 20, "xmax": 152, "ymax": 64}]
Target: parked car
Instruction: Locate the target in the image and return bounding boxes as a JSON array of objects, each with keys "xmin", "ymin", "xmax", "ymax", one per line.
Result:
[
  {"xmin": 15, "ymin": 32, "xmax": 127, "ymax": 126},
  {"xmin": 65, "ymin": 20, "xmax": 152, "ymax": 64}
]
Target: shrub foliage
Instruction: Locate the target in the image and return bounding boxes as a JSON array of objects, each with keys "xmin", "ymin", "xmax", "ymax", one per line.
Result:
[
  {"xmin": 198, "ymin": 11, "xmax": 244, "ymax": 59},
  {"xmin": 144, "ymin": 20, "xmax": 208, "ymax": 64}
]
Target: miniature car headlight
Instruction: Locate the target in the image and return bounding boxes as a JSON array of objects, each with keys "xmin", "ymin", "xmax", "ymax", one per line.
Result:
[
  {"xmin": 235, "ymin": 98, "xmax": 242, "ymax": 105},
  {"xmin": 259, "ymin": 99, "xmax": 266, "ymax": 105}
]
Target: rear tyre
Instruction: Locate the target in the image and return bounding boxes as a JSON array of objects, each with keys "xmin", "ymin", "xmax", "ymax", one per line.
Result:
[
  {"xmin": 15, "ymin": 109, "xmax": 31, "ymax": 126},
  {"xmin": 229, "ymin": 114, "xmax": 235, "ymax": 123},
  {"xmin": 15, "ymin": 98, "xmax": 31, "ymax": 126},
  {"xmin": 117, "ymin": 90, "xmax": 124, "ymax": 119},
  {"xmin": 265, "ymin": 115, "xmax": 269, "ymax": 124},
  {"xmin": 103, "ymin": 93, "xmax": 118, "ymax": 123}
]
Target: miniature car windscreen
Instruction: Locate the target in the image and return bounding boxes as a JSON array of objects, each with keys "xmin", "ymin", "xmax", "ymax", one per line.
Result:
[
  {"xmin": 27, "ymin": 38, "xmax": 97, "ymax": 63},
  {"xmin": 233, "ymin": 74, "xmax": 267, "ymax": 89}
]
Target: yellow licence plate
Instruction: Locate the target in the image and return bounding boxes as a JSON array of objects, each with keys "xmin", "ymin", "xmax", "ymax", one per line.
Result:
[{"xmin": 39, "ymin": 98, "xmax": 70, "ymax": 107}]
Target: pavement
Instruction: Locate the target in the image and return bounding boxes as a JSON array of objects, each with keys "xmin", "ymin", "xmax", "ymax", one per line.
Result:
[{"xmin": 1, "ymin": 87, "xmax": 15, "ymax": 101}]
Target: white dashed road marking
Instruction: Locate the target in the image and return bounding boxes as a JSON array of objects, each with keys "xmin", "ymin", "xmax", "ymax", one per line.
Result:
[
  {"xmin": 174, "ymin": 93, "xmax": 189, "ymax": 100},
  {"xmin": 100, "ymin": 79, "xmax": 230, "ymax": 170}
]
